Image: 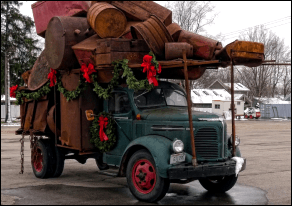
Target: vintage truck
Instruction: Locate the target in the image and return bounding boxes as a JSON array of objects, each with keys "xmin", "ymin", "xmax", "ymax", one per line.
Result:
[
  {"xmin": 14, "ymin": 1, "xmax": 269, "ymax": 202},
  {"xmin": 16, "ymin": 78, "xmax": 245, "ymax": 202}
]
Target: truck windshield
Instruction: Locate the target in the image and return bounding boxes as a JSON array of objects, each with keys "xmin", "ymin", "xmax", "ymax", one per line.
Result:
[{"xmin": 134, "ymin": 88, "xmax": 187, "ymax": 109}]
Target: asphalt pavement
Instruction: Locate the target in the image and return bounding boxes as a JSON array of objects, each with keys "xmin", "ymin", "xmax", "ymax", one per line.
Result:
[{"xmin": 1, "ymin": 119, "xmax": 291, "ymax": 205}]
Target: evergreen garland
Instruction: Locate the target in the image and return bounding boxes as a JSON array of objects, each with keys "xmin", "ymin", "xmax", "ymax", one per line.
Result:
[
  {"xmin": 89, "ymin": 112, "xmax": 116, "ymax": 153},
  {"xmin": 14, "ymin": 51, "xmax": 160, "ymax": 104},
  {"xmin": 15, "ymin": 82, "xmax": 51, "ymax": 105},
  {"xmin": 56, "ymin": 75, "xmax": 87, "ymax": 102},
  {"xmin": 91, "ymin": 58, "xmax": 155, "ymax": 100}
]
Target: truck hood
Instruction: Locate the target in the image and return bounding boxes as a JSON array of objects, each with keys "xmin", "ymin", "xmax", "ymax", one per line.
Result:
[{"xmin": 140, "ymin": 107, "xmax": 220, "ymax": 121}]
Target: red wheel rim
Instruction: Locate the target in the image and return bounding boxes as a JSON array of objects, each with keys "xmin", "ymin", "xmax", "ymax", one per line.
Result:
[
  {"xmin": 132, "ymin": 159, "xmax": 157, "ymax": 194},
  {"xmin": 250, "ymin": 115, "xmax": 253, "ymax": 119},
  {"xmin": 245, "ymin": 115, "xmax": 248, "ymax": 119},
  {"xmin": 33, "ymin": 148, "xmax": 43, "ymax": 172}
]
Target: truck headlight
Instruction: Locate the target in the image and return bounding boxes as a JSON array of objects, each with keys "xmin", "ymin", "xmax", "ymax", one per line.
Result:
[
  {"xmin": 229, "ymin": 135, "xmax": 240, "ymax": 146},
  {"xmin": 173, "ymin": 139, "xmax": 184, "ymax": 153}
]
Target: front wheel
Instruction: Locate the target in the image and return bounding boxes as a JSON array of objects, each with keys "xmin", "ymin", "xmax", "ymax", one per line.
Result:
[
  {"xmin": 199, "ymin": 175, "xmax": 238, "ymax": 193},
  {"xmin": 126, "ymin": 149, "xmax": 170, "ymax": 203}
]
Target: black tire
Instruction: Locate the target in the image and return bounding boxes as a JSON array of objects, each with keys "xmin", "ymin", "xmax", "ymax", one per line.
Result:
[
  {"xmin": 126, "ymin": 149, "xmax": 170, "ymax": 203},
  {"xmin": 31, "ymin": 139, "xmax": 55, "ymax": 179},
  {"xmin": 52, "ymin": 146, "xmax": 65, "ymax": 178},
  {"xmin": 199, "ymin": 174, "xmax": 238, "ymax": 193}
]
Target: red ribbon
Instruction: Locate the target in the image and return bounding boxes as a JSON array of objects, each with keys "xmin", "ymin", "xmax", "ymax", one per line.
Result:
[
  {"xmin": 141, "ymin": 54, "xmax": 161, "ymax": 87},
  {"xmin": 10, "ymin": 85, "xmax": 18, "ymax": 98},
  {"xmin": 98, "ymin": 116, "xmax": 109, "ymax": 142},
  {"xmin": 48, "ymin": 68, "xmax": 57, "ymax": 87},
  {"xmin": 81, "ymin": 63, "xmax": 96, "ymax": 83}
]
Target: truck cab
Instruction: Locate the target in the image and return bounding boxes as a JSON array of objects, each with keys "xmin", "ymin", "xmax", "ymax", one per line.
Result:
[{"xmin": 101, "ymin": 81, "xmax": 245, "ymax": 201}]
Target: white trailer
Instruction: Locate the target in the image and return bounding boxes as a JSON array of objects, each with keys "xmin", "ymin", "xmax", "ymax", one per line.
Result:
[{"xmin": 212, "ymin": 100, "xmax": 244, "ymax": 118}]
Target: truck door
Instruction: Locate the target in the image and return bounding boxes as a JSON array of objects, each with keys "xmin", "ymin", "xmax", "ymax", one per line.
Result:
[{"xmin": 105, "ymin": 91, "xmax": 133, "ymax": 165}]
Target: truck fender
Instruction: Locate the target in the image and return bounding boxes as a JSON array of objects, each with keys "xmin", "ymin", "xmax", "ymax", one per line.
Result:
[{"xmin": 118, "ymin": 135, "xmax": 174, "ymax": 178}]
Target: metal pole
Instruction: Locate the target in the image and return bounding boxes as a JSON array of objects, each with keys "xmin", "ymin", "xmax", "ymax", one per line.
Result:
[
  {"xmin": 4, "ymin": 52, "xmax": 8, "ymax": 122},
  {"xmin": 230, "ymin": 58, "xmax": 236, "ymax": 157},
  {"xmin": 7, "ymin": 56, "xmax": 12, "ymax": 124},
  {"xmin": 183, "ymin": 50, "xmax": 198, "ymax": 166}
]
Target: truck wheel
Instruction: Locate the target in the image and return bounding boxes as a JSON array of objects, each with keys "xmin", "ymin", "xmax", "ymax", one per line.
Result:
[
  {"xmin": 249, "ymin": 115, "xmax": 253, "ymax": 119},
  {"xmin": 52, "ymin": 147, "xmax": 65, "ymax": 178},
  {"xmin": 199, "ymin": 174, "xmax": 238, "ymax": 193},
  {"xmin": 126, "ymin": 149, "xmax": 170, "ymax": 202},
  {"xmin": 31, "ymin": 139, "xmax": 55, "ymax": 179},
  {"xmin": 244, "ymin": 115, "xmax": 248, "ymax": 119}
]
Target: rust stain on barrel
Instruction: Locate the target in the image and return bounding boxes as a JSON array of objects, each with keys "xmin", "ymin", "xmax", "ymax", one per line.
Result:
[
  {"xmin": 87, "ymin": 2, "xmax": 127, "ymax": 38},
  {"xmin": 131, "ymin": 15, "xmax": 173, "ymax": 58}
]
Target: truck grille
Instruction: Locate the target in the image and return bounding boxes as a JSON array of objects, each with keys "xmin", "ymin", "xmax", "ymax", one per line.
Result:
[{"xmin": 194, "ymin": 128, "xmax": 219, "ymax": 160}]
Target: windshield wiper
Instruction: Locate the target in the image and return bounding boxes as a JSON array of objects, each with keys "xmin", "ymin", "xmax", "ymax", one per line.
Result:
[{"xmin": 171, "ymin": 86, "xmax": 186, "ymax": 97}]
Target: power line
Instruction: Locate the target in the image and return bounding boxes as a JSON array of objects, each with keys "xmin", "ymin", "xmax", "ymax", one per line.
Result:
[
  {"xmin": 222, "ymin": 16, "xmax": 291, "ymax": 37},
  {"xmin": 224, "ymin": 21, "xmax": 291, "ymax": 40}
]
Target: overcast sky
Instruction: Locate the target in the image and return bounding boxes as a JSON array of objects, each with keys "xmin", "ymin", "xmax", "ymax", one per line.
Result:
[{"xmin": 19, "ymin": 1, "xmax": 291, "ymax": 49}]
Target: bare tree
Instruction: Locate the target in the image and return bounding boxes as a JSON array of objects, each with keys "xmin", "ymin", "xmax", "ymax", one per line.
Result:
[
  {"xmin": 236, "ymin": 25, "xmax": 291, "ymax": 99},
  {"xmin": 165, "ymin": 1, "xmax": 218, "ymax": 89},
  {"xmin": 166, "ymin": 1, "xmax": 217, "ymax": 34},
  {"xmin": 282, "ymin": 65, "xmax": 291, "ymax": 98}
]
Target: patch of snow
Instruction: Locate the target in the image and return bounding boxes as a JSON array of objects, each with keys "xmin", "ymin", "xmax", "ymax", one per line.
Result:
[
  {"xmin": 223, "ymin": 111, "xmax": 231, "ymax": 120},
  {"xmin": 232, "ymin": 157, "xmax": 245, "ymax": 176}
]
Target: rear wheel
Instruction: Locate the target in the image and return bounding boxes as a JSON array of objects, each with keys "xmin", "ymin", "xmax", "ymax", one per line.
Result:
[
  {"xmin": 126, "ymin": 149, "xmax": 170, "ymax": 202},
  {"xmin": 31, "ymin": 139, "xmax": 55, "ymax": 179},
  {"xmin": 244, "ymin": 115, "xmax": 248, "ymax": 119},
  {"xmin": 199, "ymin": 175, "xmax": 238, "ymax": 193},
  {"xmin": 249, "ymin": 115, "xmax": 253, "ymax": 119},
  {"xmin": 52, "ymin": 146, "xmax": 65, "ymax": 177}
]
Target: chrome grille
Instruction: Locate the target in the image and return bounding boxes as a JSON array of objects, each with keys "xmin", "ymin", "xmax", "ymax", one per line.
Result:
[{"xmin": 194, "ymin": 128, "xmax": 219, "ymax": 159}]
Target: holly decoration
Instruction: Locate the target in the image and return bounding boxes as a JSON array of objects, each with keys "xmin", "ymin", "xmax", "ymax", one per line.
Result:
[
  {"xmin": 141, "ymin": 51, "xmax": 161, "ymax": 86},
  {"xmin": 90, "ymin": 112, "xmax": 116, "ymax": 153},
  {"xmin": 80, "ymin": 63, "xmax": 96, "ymax": 83},
  {"xmin": 48, "ymin": 68, "xmax": 57, "ymax": 87},
  {"xmin": 10, "ymin": 85, "xmax": 18, "ymax": 98}
]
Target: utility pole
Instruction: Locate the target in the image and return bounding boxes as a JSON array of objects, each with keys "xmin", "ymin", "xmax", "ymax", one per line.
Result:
[
  {"xmin": 7, "ymin": 52, "xmax": 12, "ymax": 124},
  {"xmin": 4, "ymin": 51, "xmax": 12, "ymax": 123},
  {"xmin": 4, "ymin": 52, "xmax": 8, "ymax": 123}
]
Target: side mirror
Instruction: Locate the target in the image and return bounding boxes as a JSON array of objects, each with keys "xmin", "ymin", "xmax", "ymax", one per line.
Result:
[{"xmin": 85, "ymin": 110, "xmax": 95, "ymax": 121}]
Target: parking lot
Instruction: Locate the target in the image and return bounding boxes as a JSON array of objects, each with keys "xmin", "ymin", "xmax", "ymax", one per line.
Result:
[{"xmin": 1, "ymin": 119, "xmax": 291, "ymax": 205}]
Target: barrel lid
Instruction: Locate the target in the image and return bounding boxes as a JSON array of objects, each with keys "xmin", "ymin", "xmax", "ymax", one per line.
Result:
[
  {"xmin": 27, "ymin": 50, "xmax": 50, "ymax": 91},
  {"xmin": 45, "ymin": 17, "xmax": 65, "ymax": 70}
]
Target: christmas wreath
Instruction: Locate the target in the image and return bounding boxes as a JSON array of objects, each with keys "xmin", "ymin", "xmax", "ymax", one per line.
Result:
[{"xmin": 89, "ymin": 112, "xmax": 116, "ymax": 153}]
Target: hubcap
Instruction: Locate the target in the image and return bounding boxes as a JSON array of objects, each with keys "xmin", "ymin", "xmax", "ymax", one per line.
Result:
[
  {"xmin": 132, "ymin": 159, "xmax": 156, "ymax": 194},
  {"xmin": 33, "ymin": 147, "xmax": 43, "ymax": 172}
]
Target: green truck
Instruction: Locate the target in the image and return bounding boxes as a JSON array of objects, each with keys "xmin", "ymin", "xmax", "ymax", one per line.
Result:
[{"xmin": 17, "ymin": 80, "xmax": 245, "ymax": 202}]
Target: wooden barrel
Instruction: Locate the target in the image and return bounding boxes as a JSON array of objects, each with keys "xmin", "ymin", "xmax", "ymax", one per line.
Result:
[
  {"xmin": 131, "ymin": 15, "xmax": 173, "ymax": 59},
  {"xmin": 87, "ymin": 2, "xmax": 127, "ymax": 38},
  {"xmin": 45, "ymin": 16, "xmax": 94, "ymax": 70}
]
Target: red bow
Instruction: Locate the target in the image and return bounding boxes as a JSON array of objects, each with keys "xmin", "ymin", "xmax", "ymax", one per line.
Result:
[
  {"xmin": 98, "ymin": 116, "xmax": 109, "ymax": 142},
  {"xmin": 81, "ymin": 63, "xmax": 96, "ymax": 83},
  {"xmin": 10, "ymin": 85, "xmax": 18, "ymax": 98},
  {"xmin": 48, "ymin": 68, "xmax": 57, "ymax": 87},
  {"xmin": 141, "ymin": 54, "xmax": 161, "ymax": 87}
]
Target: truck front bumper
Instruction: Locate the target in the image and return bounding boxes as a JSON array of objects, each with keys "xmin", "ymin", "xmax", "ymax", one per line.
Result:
[{"xmin": 168, "ymin": 158, "xmax": 246, "ymax": 180}]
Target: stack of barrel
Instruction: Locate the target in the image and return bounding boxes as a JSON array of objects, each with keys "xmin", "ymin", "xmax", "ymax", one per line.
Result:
[{"xmin": 28, "ymin": 1, "xmax": 224, "ymax": 89}]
